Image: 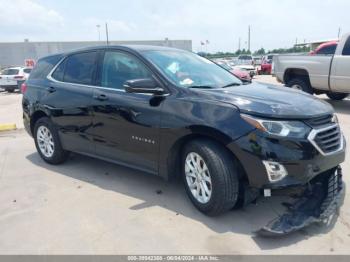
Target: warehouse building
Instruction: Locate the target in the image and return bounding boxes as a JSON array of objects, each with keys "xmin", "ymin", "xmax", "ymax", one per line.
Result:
[{"xmin": 0, "ymin": 39, "xmax": 192, "ymax": 68}]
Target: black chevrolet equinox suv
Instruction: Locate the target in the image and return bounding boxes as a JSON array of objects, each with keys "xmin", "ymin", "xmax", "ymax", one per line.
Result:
[{"xmin": 22, "ymin": 46, "xmax": 345, "ymax": 234}]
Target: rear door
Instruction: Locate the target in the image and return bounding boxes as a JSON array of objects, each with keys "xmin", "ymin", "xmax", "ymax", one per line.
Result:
[
  {"xmin": 331, "ymin": 36, "xmax": 350, "ymax": 93},
  {"xmin": 45, "ymin": 51, "xmax": 98, "ymax": 154},
  {"xmin": 90, "ymin": 49, "xmax": 163, "ymax": 173}
]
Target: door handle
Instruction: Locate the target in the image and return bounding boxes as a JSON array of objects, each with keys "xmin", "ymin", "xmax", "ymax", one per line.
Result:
[
  {"xmin": 93, "ymin": 93, "xmax": 108, "ymax": 101},
  {"xmin": 46, "ymin": 86, "xmax": 56, "ymax": 93}
]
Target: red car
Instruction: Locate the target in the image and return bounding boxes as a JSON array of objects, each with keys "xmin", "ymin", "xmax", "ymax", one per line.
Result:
[
  {"xmin": 260, "ymin": 54, "xmax": 274, "ymax": 74},
  {"xmin": 216, "ymin": 61, "xmax": 251, "ymax": 83},
  {"xmin": 309, "ymin": 41, "xmax": 338, "ymax": 55}
]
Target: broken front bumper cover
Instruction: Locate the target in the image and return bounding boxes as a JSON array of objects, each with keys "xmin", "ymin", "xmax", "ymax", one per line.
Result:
[{"xmin": 257, "ymin": 166, "xmax": 344, "ymax": 237}]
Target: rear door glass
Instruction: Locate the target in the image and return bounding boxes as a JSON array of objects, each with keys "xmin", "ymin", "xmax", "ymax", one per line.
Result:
[{"xmin": 63, "ymin": 52, "xmax": 97, "ymax": 85}]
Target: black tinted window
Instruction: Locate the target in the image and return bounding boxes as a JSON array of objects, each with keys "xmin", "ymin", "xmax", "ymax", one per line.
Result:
[
  {"xmin": 101, "ymin": 51, "xmax": 152, "ymax": 89},
  {"xmin": 64, "ymin": 52, "xmax": 97, "ymax": 85},
  {"xmin": 52, "ymin": 60, "xmax": 66, "ymax": 82},
  {"xmin": 342, "ymin": 37, "xmax": 350, "ymax": 55},
  {"xmin": 317, "ymin": 45, "xmax": 337, "ymax": 55},
  {"xmin": 29, "ymin": 55, "xmax": 62, "ymax": 80},
  {"xmin": 23, "ymin": 68, "xmax": 32, "ymax": 74}
]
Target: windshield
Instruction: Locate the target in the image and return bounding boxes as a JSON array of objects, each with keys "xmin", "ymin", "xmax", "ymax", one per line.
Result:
[
  {"xmin": 1, "ymin": 69, "xmax": 19, "ymax": 75},
  {"xmin": 238, "ymin": 55, "xmax": 252, "ymax": 60},
  {"xmin": 143, "ymin": 50, "xmax": 241, "ymax": 88}
]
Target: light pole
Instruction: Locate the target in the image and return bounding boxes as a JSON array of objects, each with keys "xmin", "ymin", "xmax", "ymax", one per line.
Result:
[{"xmin": 96, "ymin": 25, "xmax": 101, "ymax": 41}]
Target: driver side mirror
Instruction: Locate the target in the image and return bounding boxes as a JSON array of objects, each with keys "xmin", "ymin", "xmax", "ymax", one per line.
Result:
[{"xmin": 123, "ymin": 78, "xmax": 165, "ymax": 96}]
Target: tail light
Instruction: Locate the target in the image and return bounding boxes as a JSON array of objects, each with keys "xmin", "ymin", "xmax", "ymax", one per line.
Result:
[
  {"xmin": 14, "ymin": 75, "xmax": 24, "ymax": 79},
  {"xmin": 21, "ymin": 82, "xmax": 27, "ymax": 94}
]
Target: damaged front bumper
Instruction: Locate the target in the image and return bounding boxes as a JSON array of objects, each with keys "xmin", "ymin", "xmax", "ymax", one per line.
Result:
[{"xmin": 257, "ymin": 166, "xmax": 344, "ymax": 237}]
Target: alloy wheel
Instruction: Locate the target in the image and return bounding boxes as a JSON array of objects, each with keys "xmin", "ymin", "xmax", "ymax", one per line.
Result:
[
  {"xmin": 37, "ymin": 126, "xmax": 55, "ymax": 158},
  {"xmin": 185, "ymin": 152, "xmax": 212, "ymax": 204}
]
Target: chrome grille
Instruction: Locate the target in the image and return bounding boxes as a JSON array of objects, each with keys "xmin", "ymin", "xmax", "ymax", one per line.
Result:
[
  {"xmin": 305, "ymin": 114, "xmax": 333, "ymax": 128},
  {"xmin": 308, "ymin": 124, "xmax": 343, "ymax": 155}
]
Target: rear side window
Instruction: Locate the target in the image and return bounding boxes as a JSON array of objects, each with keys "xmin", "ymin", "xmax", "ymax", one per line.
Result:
[
  {"xmin": 342, "ymin": 37, "xmax": 350, "ymax": 56},
  {"xmin": 29, "ymin": 55, "xmax": 62, "ymax": 80},
  {"xmin": 317, "ymin": 45, "xmax": 337, "ymax": 55},
  {"xmin": 63, "ymin": 52, "xmax": 97, "ymax": 85},
  {"xmin": 23, "ymin": 68, "xmax": 32, "ymax": 74}
]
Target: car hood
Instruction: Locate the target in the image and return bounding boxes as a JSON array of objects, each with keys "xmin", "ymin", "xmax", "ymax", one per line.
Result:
[{"xmin": 193, "ymin": 82, "xmax": 334, "ymax": 119}]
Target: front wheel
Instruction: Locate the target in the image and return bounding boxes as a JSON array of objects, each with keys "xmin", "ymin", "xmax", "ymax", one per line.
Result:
[
  {"xmin": 182, "ymin": 139, "xmax": 239, "ymax": 216},
  {"xmin": 327, "ymin": 92, "xmax": 349, "ymax": 101},
  {"xmin": 286, "ymin": 78, "xmax": 313, "ymax": 94},
  {"xmin": 5, "ymin": 87, "xmax": 15, "ymax": 93},
  {"xmin": 34, "ymin": 117, "xmax": 69, "ymax": 165}
]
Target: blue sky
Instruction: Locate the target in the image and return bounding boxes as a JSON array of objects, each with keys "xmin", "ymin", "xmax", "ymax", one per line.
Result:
[{"xmin": 0, "ymin": 0, "xmax": 349, "ymax": 52}]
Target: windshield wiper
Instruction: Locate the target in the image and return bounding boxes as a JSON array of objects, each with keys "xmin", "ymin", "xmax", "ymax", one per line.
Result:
[
  {"xmin": 221, "ymin": 82, "xmax": 242, "ymax": 88},
  {"xmin": 188, "ymin": 85, "xmax": 215, "ymax": 89}
]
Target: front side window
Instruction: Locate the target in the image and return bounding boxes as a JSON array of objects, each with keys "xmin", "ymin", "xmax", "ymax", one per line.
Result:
[
  {"xmin": 342, "ymin": 37, "xmax": 350, "ymax": 56},
  {"xmin": 63, "ymin": 52, "xmax": 97, "ymax": 85},
  {"xmin": 101, "ymin": 51, "xmax": 153, "ymax": 89},
  {"xmin": 143, "ymin": 50, "xmax": 241, "ymax": 88}
]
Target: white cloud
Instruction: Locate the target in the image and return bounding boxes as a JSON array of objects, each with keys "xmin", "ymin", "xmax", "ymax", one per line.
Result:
[
  {"xmin": 0, "ymin": 0, "xmax": 64, "ymax": 40},
  {"xmin": 0, "ymin": 0, "xmax": 349, "ymax": 52}
]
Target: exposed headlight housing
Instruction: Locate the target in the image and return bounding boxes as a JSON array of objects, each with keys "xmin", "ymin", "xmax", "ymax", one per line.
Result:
[
  {"xmin": 263, "ymin": 161, "xmax": 288, "ymax": 182},
  {"xmin": 241, "ymin": 114, "xmax": 311, "ymax": 138}
]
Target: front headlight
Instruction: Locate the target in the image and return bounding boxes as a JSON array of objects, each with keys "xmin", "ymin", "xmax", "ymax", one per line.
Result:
[{"xmin": 241, "ymin": 114, "xmax": 311, "ymax": 138}]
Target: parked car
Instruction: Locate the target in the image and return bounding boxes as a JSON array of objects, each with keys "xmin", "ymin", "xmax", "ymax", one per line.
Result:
[
  {"xmin": 309, "ymin": 41, "xmax": 338, "ymax": 55},
  {"xmin": 0, "ymin": 67, "xmax": 32, "ymax": 92},
  {"xmin": 260, "ymin": 54, "xmax": 274, "ymax": 74},
  {"xmin": 273, "ymin": 33, "xmax": 350, "ymax": 100},
  {"xmin": 215, "ymin": 61, "xmax": 252, "ymax": 83},
  {"xmin": 253, "ymin": 56, "xmax": 262, "ymax": 66},
  {"xmin": 23, "ymin": 45, "xmax": 345, "ymax": 236},
  {"xmin": 237, "ymin": 54, "xmax": 254, "ymax": 65},
  {"xmin": 234, "ymin": 64, "xmax": 256, "ymax": 77}
]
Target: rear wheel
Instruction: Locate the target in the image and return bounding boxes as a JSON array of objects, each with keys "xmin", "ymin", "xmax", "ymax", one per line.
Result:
[
  {"xmin": 182, "ymin": 139, "xmax": 239, "ymax": 216},
  {"xmin": 34, "ymin": 117, "xmax": 69, "ymax": 165},
  {"xmin": 326, "ymin": 92, "xmax": 349, "ymax": 101},
  {"xmin": 286, "ymin": 78, "xmax": 313, "ymax": 94}
]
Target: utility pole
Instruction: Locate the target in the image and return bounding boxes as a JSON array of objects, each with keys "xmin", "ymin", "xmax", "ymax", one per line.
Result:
[
  {"xmin": 105, "ymin": 23, "xmax": 109, "ymax": 45},
  {"xmin": 338, "ymin": 27, "xmax": 342, "ymax": 39},
  {"xmin": 96, "ymin": 25, "xmax": 101, "ymax": 41},
  {"xmin": 248, "ymin": 25, "xmax": 251, "ymax": 52},
  {"xmin": 238, "ymin": 37, "xmax": 241, "ymax": 50}
]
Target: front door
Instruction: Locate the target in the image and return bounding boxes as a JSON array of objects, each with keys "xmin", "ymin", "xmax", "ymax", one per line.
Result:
[{"xmin": 91, "ymin": 50, "xmax": 163, "ymax": 173}]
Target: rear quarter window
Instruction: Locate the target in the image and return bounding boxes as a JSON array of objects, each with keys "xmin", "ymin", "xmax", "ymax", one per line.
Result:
[{"xmin": 29, "ymin": 55, "xmax": 63, "ymax": 80}]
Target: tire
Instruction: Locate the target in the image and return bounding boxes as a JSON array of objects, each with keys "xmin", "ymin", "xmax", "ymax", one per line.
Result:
[
  {"xmin": 34, "ymin": 117, "xmax": 69, "ymax": 165},
  {"xmin": 5, "ymin": 87, "xmax": 15, "ymax": 93},
  {"xmin": 182, "ymin": 139, "xmax": 239, "ymax": 216},
  {"xmin": 326, "ymin": 92, "xmax": 349, "ymax": 101},
  {"xmin": 286, "ymin": 78, "xmax": 313, "ymax": 94}
]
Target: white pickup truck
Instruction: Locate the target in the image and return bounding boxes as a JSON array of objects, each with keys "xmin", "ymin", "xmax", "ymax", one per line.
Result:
[{"xmin": 273, "ymin": 33, "xmax": 350, "ymax": 100}]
